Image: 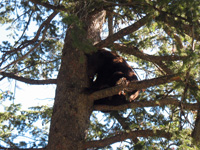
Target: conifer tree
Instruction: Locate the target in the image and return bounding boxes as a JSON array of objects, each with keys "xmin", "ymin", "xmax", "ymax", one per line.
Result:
[{"xmin": 0, "ymin": 0, "xmax": 200, "ymax": 149}]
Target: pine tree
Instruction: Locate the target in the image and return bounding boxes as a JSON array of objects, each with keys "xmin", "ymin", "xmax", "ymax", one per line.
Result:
[{"xmin": 0, "ymin": 0, "xmax": 200, "ymax": 149}]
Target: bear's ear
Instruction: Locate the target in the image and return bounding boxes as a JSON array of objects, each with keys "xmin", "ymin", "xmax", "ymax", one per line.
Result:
[{"xmin": 128, "ymin": 71, "xmax": 138, "ymax": 80}]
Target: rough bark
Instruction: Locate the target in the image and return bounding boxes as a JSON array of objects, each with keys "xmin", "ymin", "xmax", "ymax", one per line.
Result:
[
  {"xmin": 47, "ymin": 10, "xmax": 106, "ymax": 150},
  {"xmin": 192, "ymin": 103, "xmax": 200, "ymax": 145}
]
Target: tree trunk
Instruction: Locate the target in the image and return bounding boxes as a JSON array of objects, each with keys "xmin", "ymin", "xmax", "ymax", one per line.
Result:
[{"xmin": 47, "ymin": 10, "xmax": 106, "ymax": 150}]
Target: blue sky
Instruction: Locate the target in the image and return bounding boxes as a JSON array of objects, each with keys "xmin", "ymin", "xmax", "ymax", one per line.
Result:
[
  {"xmin": 0, "ymin": 24, "xmax": 56, "ymax": 148},
  {"xmin": 0, "ymin": 24, "xmax": 56, "ymax": 109}
]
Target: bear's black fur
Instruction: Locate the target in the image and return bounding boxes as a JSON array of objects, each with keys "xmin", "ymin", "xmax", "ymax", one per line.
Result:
[{"xmin": 87, "ymin": 49, "xmax": 139, "ymax": 106}]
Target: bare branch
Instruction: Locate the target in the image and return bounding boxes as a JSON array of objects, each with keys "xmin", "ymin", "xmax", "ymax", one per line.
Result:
[
  {"xmin": 95, "ymin": 15, "xmax": 151, "ymax": 48},
  {"xmin": 107, "ymin": 11, "xmax": 114, "ymax": 36},
  {"xmin": 89, "ymin": 74, "xmax": 181, "ymax": 101},
  {"xmin": 14, "ymin": 11, "xmax": 34, "ymax": 47},
  {"xmin": 83, "ymin": 129, "xmax": 172, "ymax": 149},
  {"xmin": 0, "ymin": 71, "xmax": 57, "ymax": 84},
  {"xmin": 5, "ymin": 11, "xmax": 58, "ymax": 55},
  {"xmin": 94, "ymin": 97, "xmax": 198, "ymax": 111},
  {"xmin": 1, "ymin": 11, "xmax": 58, "ymax": 71}
]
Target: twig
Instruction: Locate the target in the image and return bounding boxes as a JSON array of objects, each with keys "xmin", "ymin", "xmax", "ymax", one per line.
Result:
[
  {"xmin": 95, "ymin": 15, "xmax": 151, "ymax": 48},
  {"xmin": 0, "ymin": 11, "xmax": 58, "ymax": 71}
]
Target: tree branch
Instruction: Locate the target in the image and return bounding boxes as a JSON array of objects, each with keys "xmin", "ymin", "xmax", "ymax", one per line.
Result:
[
  {"xmin": 112, "ymin": 43, "xmax": 187, "ymax": 62},
  {"xmin": 0, "ymin": 71, "xmax": 57, "ymax": 84},
  {"xmin": 110, "ymin": 111, "xmax": 139, "ymax": 143},
  {"xmin": 94, "ymin": 97, "xmax": 198, "ymax": 111},
  {"xmin": 89, "ymin": 74, "xmax": 181, "ymax": 101},
  {"xmin": 5, "ymin": 11, "xmax": 58, "ymax": 55},
  {"xmin": 29, "ymin": 0, "xmax": 67, "ymax": 12},
  {"xmin": 163, "ymin": 26, "xmax": 184, "ymax": 49},
  {"xmin": 158, "ymin": 13, "xmax": 200, "ymax": 41},
  {"xmin": 112, "ymin": 43, "xmax": 186, "ymax": 74},
  {"xmin": 1, "ymin": 11, "xmax": 58, "ymax": 71},
  {"xmin": 14, "ymin": 10, "xmax": 34, "ymax": 47},
  {"xmin": 83, "ymin": 129, "xmax": 172, "ymax": 149},
  {"xmin": 107, "ymin": 10, "xmax": 114, "ymax": 36},
  {"xmin": 95, "ymin": 14, "xmax": 151, "ymax": 48}
]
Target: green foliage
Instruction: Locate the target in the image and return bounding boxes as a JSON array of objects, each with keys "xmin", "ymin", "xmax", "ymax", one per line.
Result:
[
  {"xmin": 70, "ymin": 25, "xmax": 95, "ymax": 54},
  {"xmin": 1, "ymin": 0, "xmax": 200, "ymax": 149},
  {"xmin": 62, "ymin": 14, "xmax": 96, "ymax": 54},
  {"xmin": 0, "ymin": 100, "xmax": 52, "ymax": 148},
  {"xmin": 0, "ymin": 90, "xmax": 14, "ymax": 102},
  {"xmin": 0, "ymin": 89, "xmax": 51, "ymax": 148},
  {"xmin": 62, "ymin": 14, "xmax": 81, "ymax": 26},
  {"xmin": 0, "ymin": 0, "xmax": 62, "ymax": 79}
]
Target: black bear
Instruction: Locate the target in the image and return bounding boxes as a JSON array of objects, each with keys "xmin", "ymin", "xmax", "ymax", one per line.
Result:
[{"xmin": 87, "ymin": 49, "xmax": 139, "ymax": 106}]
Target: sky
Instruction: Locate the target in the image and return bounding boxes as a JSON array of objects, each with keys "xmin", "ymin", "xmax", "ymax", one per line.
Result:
[
  {"xmin": 0, "ymin": 25, "xmax": 56, "ymax": 110},
  {"xmin": 0, "ymin": 24, "xmax": 56, "ymax": 148}
]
